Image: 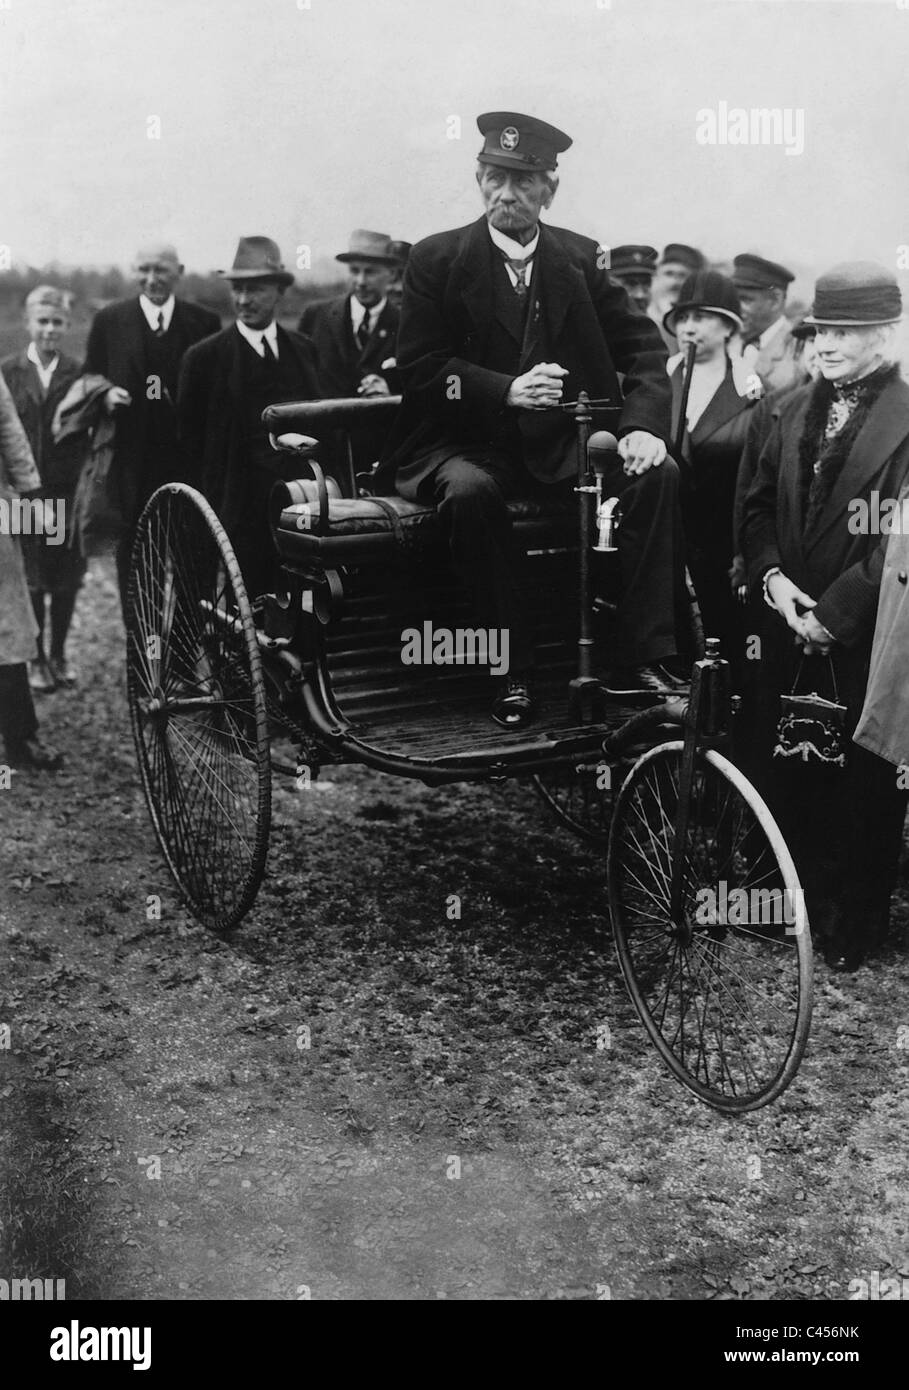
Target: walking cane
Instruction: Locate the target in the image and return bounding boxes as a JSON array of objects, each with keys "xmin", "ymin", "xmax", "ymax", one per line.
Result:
[
  {"xmin": 673, "ymin": 341, "xmax": 706, "ymax": 658},
  {"xmin": 673, "ymin": 340, "xmax": 697, "ymax": 459}
]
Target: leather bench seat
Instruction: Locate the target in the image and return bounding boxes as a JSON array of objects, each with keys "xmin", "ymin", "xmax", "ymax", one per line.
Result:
[{"xmin": 274, "ymin": 493, "xmax": 578, "ymax": 567}]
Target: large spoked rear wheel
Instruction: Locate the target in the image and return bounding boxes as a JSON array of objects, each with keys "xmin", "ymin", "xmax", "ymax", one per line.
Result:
[
  {"xmin": 608, "ymin": 742, "xmax": 812, "ymax": 1112},
  {"xmin": 126, "ymin": 484, "xmax": 271, "ymax": 931}
]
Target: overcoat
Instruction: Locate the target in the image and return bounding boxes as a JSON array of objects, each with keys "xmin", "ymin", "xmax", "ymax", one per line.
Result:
[
  {"xmin": 0, "ymin": 351, "xmax": 84, "ymax": 491},
  {"xmin": 741, "ymin": 371, "xmax": 909, "ymax": 951},
  {"xmin": 177, "ymin": 323, "xmax": 321, "ymax": 532},
  {"xmin": 84, "ymin": 297, "xmax": 221, "ymax": 524},
  {"xmin": 374, "ymin": 216, "xmax": 670, "ymax": 494},
  {"xmin": 854, "ymin": 490, "xmax": 909, "ymax": 765},
  {"xmin": 298, "ymin": 295, "xmax": 400, "ymax": 397},
  {"xmin": 743, "ymin": 372, "xmax": 909, "ymax": 717},
  {"xmin": 0, "ymin": 371, "xmax": 41, "ymax": 665}
]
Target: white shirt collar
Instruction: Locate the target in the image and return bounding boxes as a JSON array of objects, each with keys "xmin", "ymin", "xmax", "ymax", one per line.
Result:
[
  {"xmin": 758, "ymin": 315, "xmax": 789, "ymax": 351},
  {"xmin": 350, "ymin": 296, "xmax": 387, "ymax": 333},
  {"xmin": 487, "ymin": 223, "xmax": 540, "ymax": 289},
  {"xmin": 139, "ymin": 294, "xmax": 176, "ymax": 333},
  {"xmin": 235, "ymin": 318, "xmax": 279, "ymax": 357},
  {"xmin": 26, "ymin": 340, "xmax": 59, "ymax": 388}
]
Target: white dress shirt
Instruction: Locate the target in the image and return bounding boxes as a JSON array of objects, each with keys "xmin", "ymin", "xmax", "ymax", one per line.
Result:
[
  {"xmin": 350, "ymin": 295, "xmax": 387, "ymax": 339},
  {"xmin": 487, "ymin": 223, "xmax": 540, "ymax": 289},
  {"xmin": 235, "ymin": 318, "xmax": 280, "ymax": 358},
  {"xmin": 26, "ymin": 340, "xmax": 59, "ymax": 391},
  {"xmin": 139, "ymin": 294, "xmax": 176, "ymax": 333}
]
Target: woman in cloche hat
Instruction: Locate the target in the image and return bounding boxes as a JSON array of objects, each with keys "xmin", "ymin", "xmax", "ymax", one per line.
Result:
[
  {"xmin": 664, "ymin": 269, "xmax": 762, "ymax": 674},
  {"xmin": 742, "ymin": 261, "xmax": 909, "ymax": 971}
]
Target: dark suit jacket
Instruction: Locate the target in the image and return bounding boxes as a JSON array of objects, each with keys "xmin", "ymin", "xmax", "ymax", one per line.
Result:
[
  {"xmin": 298, "ymin": 294, "xmax": 399, "ymax": 397},
  {"xmin": 374, "ymin": 216, "xmax": 670, "ymax": 495},
  {"xmin": 671, "ymin": 361, "xmax": 758, "ymax": 557},
  {"xmin": 177, "ymin": 323, "xmax": 321, "ymax": 532},
  {"xmin": 743, "ymin": 374, "xmax": 909, "ymax": 720},
  {"xmin": 298, "ymin": 294, "xmax": 401, "ymax": 477},
  {"xmin": 0, "ymin": 350, "xmax": 84, "ymax": 493},
  {"xmin": 84, "ymin": 296, "xmax": 221, "ymax": 521}
]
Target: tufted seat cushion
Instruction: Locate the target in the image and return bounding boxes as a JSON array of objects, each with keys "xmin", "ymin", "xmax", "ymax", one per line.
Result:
[{"xmin": 274, "ymin": 492, "xmax": 578, "ymax": 567}]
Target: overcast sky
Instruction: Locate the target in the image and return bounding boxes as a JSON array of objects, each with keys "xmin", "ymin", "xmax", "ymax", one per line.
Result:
[{"xmin": 1, "ymin": 0, "xmax": 907, "ymax": 300}]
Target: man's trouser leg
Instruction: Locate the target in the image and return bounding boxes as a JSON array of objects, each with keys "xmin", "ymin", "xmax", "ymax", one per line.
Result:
[
  {"xmin": 430, "ymin": 454, "xmax": 534, "ymax": 673},
  {"xmin": 601, "ymin": 454, "xmax": 686, "ymax": 666}
]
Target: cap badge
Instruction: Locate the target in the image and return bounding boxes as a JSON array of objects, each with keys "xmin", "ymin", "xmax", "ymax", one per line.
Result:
[{"xmin": 500, "ymin": 126, "xmax": 520, "ymax": 151}]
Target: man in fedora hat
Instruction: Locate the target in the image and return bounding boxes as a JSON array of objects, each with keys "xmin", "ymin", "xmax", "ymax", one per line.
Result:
[
  {"xmin": 376, "ymin": 110, "xmax": 687, "ymax": 727},
  {"xmin": 743, "ymin": 260, "xmax": 909, "ymax": 971},
  {"xmin": 178, "ymin": 236, "xmax": 321, "ymax": 599},
  {"xmin": 608, "ymin": 244, "xmax": 659, "ymax": 315},
  {"xmin": 84, "ymin": 241, "xmax": 221, "ymax": 608},
  {"xmin": 731, "ymin": 252, "xmax": 806, "ymax": 395},
  {"xmin": 299, "ymin": 229, "xmax": 402, "ymax": 474}
]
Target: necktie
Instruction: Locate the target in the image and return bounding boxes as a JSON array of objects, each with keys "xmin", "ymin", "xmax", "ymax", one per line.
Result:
[
  {"xmin": 502, "ymin": 254, "xmax": 533, "ymax": 301},
  {"xmin": 155, "ymin": 311, "xmax": 166, "ymax": 337},
  {"xmin": 357, "ymin": 310, "xmax": 371, "ymax": 350},
  {"xmin": 261, "ymin": 334, "xmax": 276, "ymax": 362}
]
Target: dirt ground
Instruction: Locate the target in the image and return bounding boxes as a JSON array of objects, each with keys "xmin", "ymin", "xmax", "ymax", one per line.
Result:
[{"xmin": 2, "ymin": 552, "xmax": 909, "ymax": 1302}]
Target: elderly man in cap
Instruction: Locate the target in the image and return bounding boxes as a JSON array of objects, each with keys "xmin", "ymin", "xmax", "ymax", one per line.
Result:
[
  {"xmin": 732, "ymin": 253, "xmax": 806, "ymax": 395},
  {"xmin": 743, "ymin": 261, "xmax": 909, "ymax": 971},
  {"xmin": 178, "ymin": 236, "xmax": 321, "ymax": 601},
  {"xmin": 377, "ymin": 110, "xmax": 687, "ymax": 727},
  {"xmin": 608, "ymin": 245, "xmax": 658, "ymax": 315},
  {"xmin": 299, "ymin": 230, "xmax": 402, "ymax": 476},
  {"xmin": 84, "ymin": 241, "xmax": 220, "ymax": 608}
]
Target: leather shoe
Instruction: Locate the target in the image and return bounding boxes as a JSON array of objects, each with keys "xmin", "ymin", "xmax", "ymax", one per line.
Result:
[
  {"xmin": 4, "ymin": 736, "xmax": 64, "ymax": 770},
  {"xmin": 28, "ymin": 657, "xmax": 56, "ymax": 693},
  {"xmin": 824, "ymin": 942, "xmax": 867, "ymax": 973},
  {"xmin": 492, "ymin": 676, "xmax": 535, "ymax": 729},
  {"xmin": 603, "ymin": 664, "xmax": 689, "ymax": 701},
  {"xmin": 48, "ymin": 655, "xmax": 78, "ymax": 687}
]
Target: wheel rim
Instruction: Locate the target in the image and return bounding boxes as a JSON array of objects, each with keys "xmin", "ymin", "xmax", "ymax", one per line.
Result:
[
  {"xmin": 608, "ymin": 742, "xmax": 813, "ymax": 1112},
  {"xmin": 126, "ymin": 484, "xmax": 271, "ymax": 931}
]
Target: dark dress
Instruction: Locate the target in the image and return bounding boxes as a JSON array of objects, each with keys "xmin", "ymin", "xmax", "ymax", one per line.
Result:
[
  {"xmin": 742, "ymin": 365, "xmax": 909, "ymax": 959},
  {"xmin": 670, "ymin": 359, "xmax": 758, "ymax": 666}
]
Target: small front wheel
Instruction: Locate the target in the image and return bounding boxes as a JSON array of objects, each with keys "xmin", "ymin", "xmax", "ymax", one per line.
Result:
[{"xmin": 608, "ymin": 742, "xmax": 812, "ymax": 1112}]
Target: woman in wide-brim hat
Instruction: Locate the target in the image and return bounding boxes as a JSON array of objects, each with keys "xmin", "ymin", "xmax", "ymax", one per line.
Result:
[
  {"xmin": 742, "ymin": 260, "xmax": 909, "ymax": 970},
  {"xmin": 664, "ymin": 270, "xmax": 762, "ymax": 672}
]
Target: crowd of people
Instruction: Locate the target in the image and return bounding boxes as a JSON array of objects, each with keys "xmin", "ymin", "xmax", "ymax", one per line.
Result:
[{"xmin": 1, "ymin": 106, "xmax": 907, "ymax": 973}]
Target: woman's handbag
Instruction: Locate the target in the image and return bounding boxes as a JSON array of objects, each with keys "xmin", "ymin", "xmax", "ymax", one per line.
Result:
[{"xmin": 773, "ymin": 656, "xmax": 848, "ymax": 768}]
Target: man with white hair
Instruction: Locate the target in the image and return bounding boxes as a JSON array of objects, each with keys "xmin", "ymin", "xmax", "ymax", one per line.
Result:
[{"xmin": 84, "ymin": 242, "xmax": 220, "ymax": 607}]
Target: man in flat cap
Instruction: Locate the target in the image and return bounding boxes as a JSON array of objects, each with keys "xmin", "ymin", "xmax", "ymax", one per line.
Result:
[
  {"xmin": 299, "ymin": 230, "xmax": 401, "ymax": 479},
  {"xmin": 178, "ymin": 237, "xmax": 321, "ymax": 600},
  {"xmin": 84, "ymin": 241, "xmax": 221, "ymax": 610},
  {"xmin": 377, "ymin": 110, "xmax": 687, "ymax": 726},
  {"xmin": 608, "ymin": 245, "xmax": 658, "ymax": 315},
  {"xmin": 732, "ymin": 253, "xmax": 806, "ymax": 395}
]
